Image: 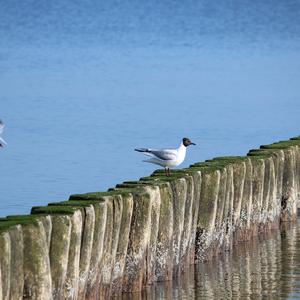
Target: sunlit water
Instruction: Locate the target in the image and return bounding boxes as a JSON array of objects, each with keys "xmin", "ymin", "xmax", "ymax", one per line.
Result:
[
  {"xmin": 133, "ymin": 220, "xmax": 300, "ymax": 300},
  {"xmin": 1, "ymin": 1, "xmax": 300, "ymax": 216}
]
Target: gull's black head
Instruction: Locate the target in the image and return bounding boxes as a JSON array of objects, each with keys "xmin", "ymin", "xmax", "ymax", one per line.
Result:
[{"xmin": 182, "ymin": 137, "xmax": 196, "ymax": 147}]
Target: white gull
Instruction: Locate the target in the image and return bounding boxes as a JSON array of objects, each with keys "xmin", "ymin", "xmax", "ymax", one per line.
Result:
[{"xmin": 135, "ymin": 137, "xmax": 195, "ymax": 176}]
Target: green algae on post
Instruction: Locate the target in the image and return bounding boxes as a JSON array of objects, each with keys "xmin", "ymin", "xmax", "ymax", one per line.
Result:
[
  {"xmin": 0, "ymin": 215, "xmax": 39, "ymax": 233},
  {"xmin": 31, "ymin": 205, "xmax": 78, "ymax": 215},
  {"xmin": 0, "ymin": 135, "xmax": 300, "ymax": 299}
]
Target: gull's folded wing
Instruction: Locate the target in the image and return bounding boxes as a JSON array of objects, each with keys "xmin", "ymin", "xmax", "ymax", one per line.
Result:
[{"xmin": 148, "ymin": 149, "xmax": 177, "ymax": 161}]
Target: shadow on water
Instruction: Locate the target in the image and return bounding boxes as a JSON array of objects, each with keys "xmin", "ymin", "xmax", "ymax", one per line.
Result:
[{"xmin": 121, "ymin": 220, "xmax": 300, "ymax": 300}]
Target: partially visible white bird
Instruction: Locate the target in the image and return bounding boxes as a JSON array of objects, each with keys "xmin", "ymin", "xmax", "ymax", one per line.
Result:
[
  {"xmin": 135, "ymin": 137, "xmax": 196, "ymax": 176},
  {"xmin": 0, "ymin": 120, "xmax": 7, "ymax": 148}
]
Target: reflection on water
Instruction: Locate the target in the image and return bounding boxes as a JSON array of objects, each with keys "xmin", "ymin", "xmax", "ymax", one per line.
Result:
[{"xmin": 133, "ymin": 220, "xmax": 300, "ymax": 299}]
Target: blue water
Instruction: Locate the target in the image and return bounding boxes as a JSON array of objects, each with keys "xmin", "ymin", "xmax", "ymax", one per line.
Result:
[{"xmin": 1, "ymin": 0, "xmax": 300, "ymax": 216}]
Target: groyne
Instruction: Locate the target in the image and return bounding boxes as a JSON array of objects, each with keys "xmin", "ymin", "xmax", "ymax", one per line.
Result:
[{"xmin": 1, "ymin": 137, "xmax": 300, "ymax": 299}]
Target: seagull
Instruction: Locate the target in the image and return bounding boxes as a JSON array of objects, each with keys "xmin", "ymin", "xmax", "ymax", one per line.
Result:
[
  {"xmin": 135, "ymin": 137, "xmax": 196, "ymax": 176},
  {"xmin": 0, "ymin": 120, "xmax": 7, "ymax": 148}
]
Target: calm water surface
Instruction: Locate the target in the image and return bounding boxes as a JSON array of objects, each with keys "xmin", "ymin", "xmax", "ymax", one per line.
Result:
[
  {"xmin": 137, "ymin": 220, "xmax": 300, "ymax": 300},
  {"xmin": 1, "ymin": 2, "xmax": 300, "ymax": 298},
  {"xmin": 1, "ymin": 1, "xmax": 300, "ymax": 215}
]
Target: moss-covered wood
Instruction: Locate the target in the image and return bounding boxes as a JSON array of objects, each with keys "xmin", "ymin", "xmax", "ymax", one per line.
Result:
[
  {"xmin": 155, "ymin": 182, "xmax": 174, "ymax": 281},
  {"xmin": 8, "ymin": 225, "xmax": 24, "ymax": 300},
  {"xmin": 78, "ymin": 205, "xmax": 95, "ymax": 299},
  {"xmin": 111, "ymin": 193, "xmax": 134, "ymax": 296},
  {"xmin": 85, "ymin": 202, "xmax": 107, "ymax": 299},
  {"xmin": 22, "ymin": 220, "xmax": 52, "ymax": 300},
  {"xmin": 1, "ymin": 136, "xmax": 300, "ymax": 299},
  {"xmin": 281, "ymin": 147, "xmax": 298, "ymax": 221},
  {"xmin": 122, "ymin": 188, "xmax": 152, "ymax": 292},
  {"xmin": 49, "ymin": 215, "xmax": 72, "ymax": 300},
  {"xmin": 63, "ymin": 210, "xmax": 82, "ymax": 300},
  {"xmin": 0, "ymin": 231, "xmax": 11, "ymax": 300}
]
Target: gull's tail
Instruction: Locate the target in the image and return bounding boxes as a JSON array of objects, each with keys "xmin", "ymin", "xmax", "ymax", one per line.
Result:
[
  {"xmin": 134, "ymin": 148, "xmax": 150, "ymax": 153},
  {"xmin": 0, "ymin": 137, "xmax": 7, "ymax": 147}
]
